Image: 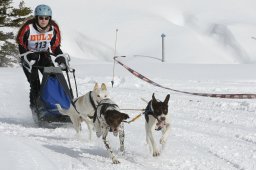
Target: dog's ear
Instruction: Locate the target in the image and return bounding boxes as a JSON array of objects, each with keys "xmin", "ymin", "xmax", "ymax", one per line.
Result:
[
  {"xmin": 152, "ymin": 93, "xmax": 157, "ymax": 103},
  {"xmin": 101, "ymin": 83, "xmax": 107, "ymax": 91},
  {"xmin": 93, "ymin": 83, "xmax": 99, "ymax": 91},
  {"xmin": 121, "ymin": 113, "xmax": 129, "ymax": 120},
  {"xmin": 164, "ymin": 94, "xmax": 170, "ymax": 104}
]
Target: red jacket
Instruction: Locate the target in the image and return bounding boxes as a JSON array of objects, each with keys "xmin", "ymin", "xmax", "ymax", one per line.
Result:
[{"xmin": 16, "ymin": 18, "xmax": 63, "ymax": 55}]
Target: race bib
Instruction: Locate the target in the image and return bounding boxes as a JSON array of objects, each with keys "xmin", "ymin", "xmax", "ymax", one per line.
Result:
[{"xmin": 27, "ymin": 24, "xmax": 54, "ymax": 52}]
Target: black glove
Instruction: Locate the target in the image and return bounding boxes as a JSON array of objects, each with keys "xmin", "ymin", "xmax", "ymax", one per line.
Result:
[
  {"xmin": 55, "ymin": 56, "xmax": 66, "ymax": 65},
  {"xmin": 27, "ymin": 53, "xmax": 39, "ymax": 61}
]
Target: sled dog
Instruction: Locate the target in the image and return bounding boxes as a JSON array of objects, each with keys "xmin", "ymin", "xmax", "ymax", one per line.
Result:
[
  {"xmin": 56, "ymin": 83, "xmax": 109, "ymax": 140},
  {"xmin": 94, "ymin": 98, "xmax": 129, "ymax": 164},
  {"xmin": 144, "ymin": 93, "xmax": 171, "ymax": 157}
]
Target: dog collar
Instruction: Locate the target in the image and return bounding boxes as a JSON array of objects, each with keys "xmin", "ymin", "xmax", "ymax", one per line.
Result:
[{"xmin": 89, "ymin": 91, "xmax": 101, "ymax": 122}]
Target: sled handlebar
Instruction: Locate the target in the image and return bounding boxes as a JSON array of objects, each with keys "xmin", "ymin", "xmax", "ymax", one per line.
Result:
[
  {"xmin": 55, "ymin": 53, "xmax": 75, "ymax": 72},
  {"xmin": 19, "ymin": 51, "xmax": 74, "ymax": 73},
  {"xmin": 19, "ymin": 51, "xmax": 37, "ymax": 73}
]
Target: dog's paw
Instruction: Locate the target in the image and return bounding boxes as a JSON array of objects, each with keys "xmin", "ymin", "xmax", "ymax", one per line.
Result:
[
  {"xmin": 153, "ymin": 150, "xmax": 160, "ymax": 157},
  {"xmin": 112, "ymin": 158, "xmax": 120, "ymax": 164}
]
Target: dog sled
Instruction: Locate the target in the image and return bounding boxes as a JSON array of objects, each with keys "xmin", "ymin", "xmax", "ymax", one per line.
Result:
[{"xmin": 20, "ymin": 51, "xmax": 78, "ymax": 127}]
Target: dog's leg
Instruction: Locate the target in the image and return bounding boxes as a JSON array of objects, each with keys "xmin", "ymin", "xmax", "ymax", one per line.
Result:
[
  {"xmin": 146, "ymin": 116, "xmax": 160, "ymax": 157},
  {"xmin": 118, "ymin": 123, "xmax": 125, "ymax": 153},
  {"xmin": 70, "ymin": 115, "xmax": 82, "ymax": 138},
  {"xmin": 102, "ymin": 129, "xmax": 120, "ymax": 164},
  {"xmin": 84, "ymin": 116, "xmax": 93, "ymax": 141},
  {"xmin": 145, "ymin": 122, "xmax": 153, "ymax": 152},
  {"xmin": 69, "ymin": 107, "xmax": 82, "ymax": 137},
  {"xmin": 56, "ymin": 104, "xmax": 82, "ymax": 137},
  {"xmin": 160, "ymin": 121, "xmax": 171, "ymax": 147},
  {"xmin": 87, "ymin": 120, "xmax": 94, "ymax": 141},
  {"xmin": 94, "ymin": 118, "xmax": 102, "ymax": 138}
]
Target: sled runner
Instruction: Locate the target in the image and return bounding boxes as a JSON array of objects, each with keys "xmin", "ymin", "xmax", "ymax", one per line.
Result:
[{"xmin": 20, "ymin": 52, "xmax": 78, "ymax": 127}]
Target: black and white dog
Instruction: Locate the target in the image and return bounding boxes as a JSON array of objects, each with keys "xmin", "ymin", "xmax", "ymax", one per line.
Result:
[
  {"xmin": 144, "ymin": 93, "xmax": 170, "ymax": 157},
  {"xmin": 94, "ymin": 98, "xmax": 129, "ymax": 164}
]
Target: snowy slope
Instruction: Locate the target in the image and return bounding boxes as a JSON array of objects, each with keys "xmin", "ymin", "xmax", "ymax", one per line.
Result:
[{"xmin": 22, "ymin": 0, "xmax": 256, "ymax": 64}]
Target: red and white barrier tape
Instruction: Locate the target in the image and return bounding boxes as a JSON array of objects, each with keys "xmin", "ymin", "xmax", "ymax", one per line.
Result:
[{"xmin": 115, "ymin": 59, "xmax": 256, "ymax": 99}]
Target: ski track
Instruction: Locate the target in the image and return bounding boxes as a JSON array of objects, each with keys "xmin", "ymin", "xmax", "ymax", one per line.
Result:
[
  {"xmin": 1, "ymin": 71, "xmax": 256, "ymax": 169},
  {"xmin": 171, "ymin": 95, "xmax": 256, "ymax": 170}
]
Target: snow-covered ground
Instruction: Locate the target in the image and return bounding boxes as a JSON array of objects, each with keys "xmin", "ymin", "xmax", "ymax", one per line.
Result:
[
  {"xmin": 1, "ymin": 0, "xmax": 256, "ymax": 169},
  {"xmin": 1, "ymin": 59, "xmax": 256, "ymax": 169}
]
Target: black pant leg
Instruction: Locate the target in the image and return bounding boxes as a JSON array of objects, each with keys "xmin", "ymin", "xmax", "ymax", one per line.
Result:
[
  {"xmin": 22, "ymin": 52, "xmax": 53, "ymax": 108},
  {"xmin": 22, "ymin": 65, "xmax": 40, "ymax": 107}
]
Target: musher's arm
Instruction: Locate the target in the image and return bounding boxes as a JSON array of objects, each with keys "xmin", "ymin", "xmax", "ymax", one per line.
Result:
[
  {"xmin": 17, "ymin": 24, "xmax": 30, "ymax": 54},
  {"xmin": 50, "ymin": 23, "xmax": 63, "ymax": 56}
]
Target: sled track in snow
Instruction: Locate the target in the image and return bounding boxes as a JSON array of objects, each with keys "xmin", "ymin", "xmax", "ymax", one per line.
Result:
[{"xmin": 208, "ymin": 151, "xmax": 244, "ymax": 170}]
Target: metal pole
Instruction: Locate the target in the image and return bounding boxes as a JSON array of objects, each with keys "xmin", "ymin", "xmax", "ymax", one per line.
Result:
[
  {"xmin": 161, "ymin": 33, "xmax": 166, "ymax": 62},
  {"xmin": 111, "ymin": 29, "xmax": 118, "ymax": 87},
  {"xmin": 65, "ymin": 70, "xmax": 74, "ymax": 98},
  {"xmin": 114, "ymin": 29, "xmax": 118, "ymax": 57}
]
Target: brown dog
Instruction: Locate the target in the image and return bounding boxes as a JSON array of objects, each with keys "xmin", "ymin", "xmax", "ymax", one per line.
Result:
[{"xmin": 94, "ymin": 98, "xmax": 129, "ymax": 164}]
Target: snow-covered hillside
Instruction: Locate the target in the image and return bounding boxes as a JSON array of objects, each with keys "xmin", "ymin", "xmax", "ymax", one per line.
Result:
[{"xmin": 22, "ymin": 0, "xmax": 256, "ymax": 64}]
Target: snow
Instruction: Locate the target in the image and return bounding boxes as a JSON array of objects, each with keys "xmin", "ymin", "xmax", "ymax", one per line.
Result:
[
  {"xmin": 1, "ymin": 0, "xmax": 256, "ymax": 169},
  {"xmin": 1, "ymin": 62, "xmax": 256, "ymax": 170},
  {"xmin": 19, "ymin": 0, "xmax": 256, "ymax": 64}
]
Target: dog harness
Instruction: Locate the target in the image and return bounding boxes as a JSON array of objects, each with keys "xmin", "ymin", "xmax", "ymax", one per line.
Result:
[
  {"xmin": 72, "ymin": 91, "xmax": 98, "ymax": 118},
  {"xmin": 89, "ymin": 91, "xmax": 97, "ymax": 109},
  {"xmin": 93, "ymin": 99, "xmax": 119, "ymax": 132},
  {"xmin": 93, "ymin": 99, "xmax": 118, "ymax": 123},
  {"xmin": 143, "ymin": 100, "xmax": 161, "ymax": 123},
  {"xmin": 99, "ymin": 103, "xmax": 118, "ymax": 118},
  {"xmin": 88, "ymin": 91, "xmax": 98, "ymax": 119}
]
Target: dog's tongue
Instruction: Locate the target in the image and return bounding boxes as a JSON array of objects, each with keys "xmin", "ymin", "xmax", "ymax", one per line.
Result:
[{"xmin": 155, "ymin": 121, "xmax": 165, "ymax": 131}]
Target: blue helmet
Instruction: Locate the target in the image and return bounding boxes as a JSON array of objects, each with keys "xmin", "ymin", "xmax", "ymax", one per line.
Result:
[{"xmin": 34, "ymin": 4, "xmax": 52, "ymax": 17}]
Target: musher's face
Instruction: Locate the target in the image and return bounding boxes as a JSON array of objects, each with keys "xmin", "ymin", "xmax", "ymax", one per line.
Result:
[{"xmin": 38, "ymin": 16, "xmax": 50, "ymax": 28}]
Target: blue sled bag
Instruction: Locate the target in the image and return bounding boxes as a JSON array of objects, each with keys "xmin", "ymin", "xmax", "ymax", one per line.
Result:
[
  {"xmin": 39, "ymin": 67, "xmax": 73, "ymax": 116},
  {"xmin": 41, "ymin": 76, "xmax": 71, "ymax": 110}
]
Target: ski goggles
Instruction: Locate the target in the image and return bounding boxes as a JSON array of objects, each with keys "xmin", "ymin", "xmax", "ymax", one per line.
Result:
[{"xmin": 38, "ymin": 16, "xmax": 50, "ymax": 20}]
